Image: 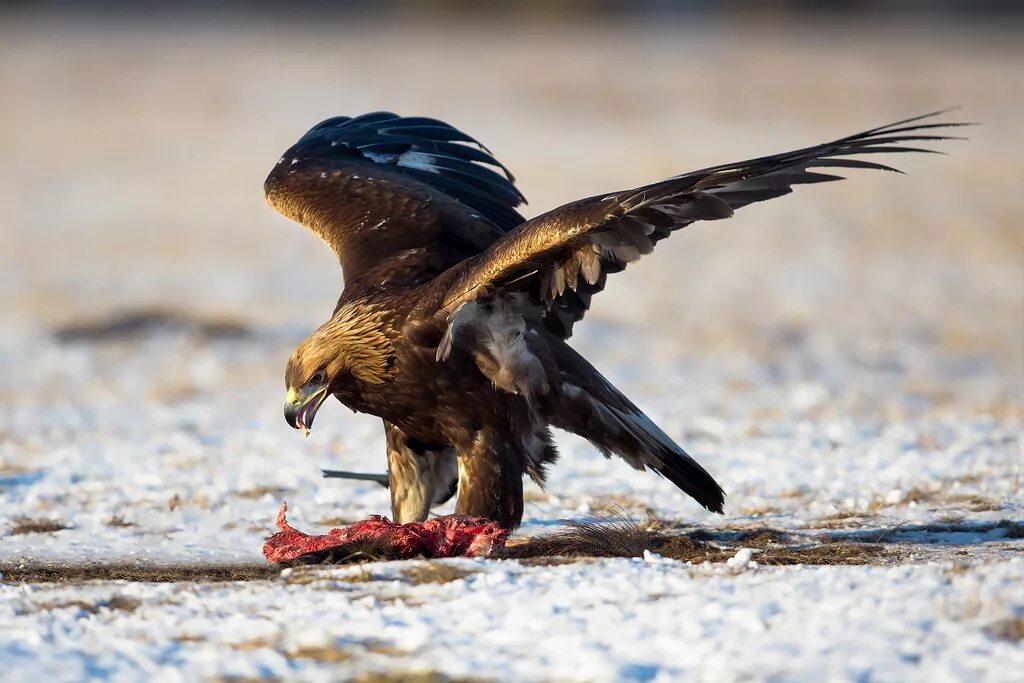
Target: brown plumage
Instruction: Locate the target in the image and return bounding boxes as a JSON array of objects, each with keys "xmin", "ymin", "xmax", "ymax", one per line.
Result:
[{"xmin": 268, "ymin": 110, "xmax": 965, "ymax": 529}]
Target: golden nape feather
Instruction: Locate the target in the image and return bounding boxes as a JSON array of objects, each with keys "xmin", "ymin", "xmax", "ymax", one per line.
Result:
[{"xmin": 286, "ymin": 303, "xmax": 398, "ymax": 387}]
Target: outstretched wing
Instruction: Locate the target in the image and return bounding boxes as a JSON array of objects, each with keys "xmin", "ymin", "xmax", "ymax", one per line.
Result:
[
  {"xmin": 439, "ymin": 111, "xmax": 969, "ymax": 317},
  {"xmin": 264, "ymin": 112, "xmax": 526, "ymax": 286}
]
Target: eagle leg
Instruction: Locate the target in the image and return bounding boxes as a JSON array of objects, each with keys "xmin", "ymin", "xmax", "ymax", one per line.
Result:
[
  {"xmin": 384, "ymin": 421, "xmax": 458, "ymax": 524},
  {"xmin": 453, "ymin": 427, "xmax": 525, "ymax": 530}
]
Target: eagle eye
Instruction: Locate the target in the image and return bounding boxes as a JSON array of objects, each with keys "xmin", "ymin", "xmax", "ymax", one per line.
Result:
[{"xmin": 309, "ymin": 370, "xmax": 326, "ymax": 385}]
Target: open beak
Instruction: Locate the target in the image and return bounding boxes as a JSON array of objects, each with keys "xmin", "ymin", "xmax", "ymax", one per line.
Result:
[{"xmin": 284, "ymin": 386, "xmax": 328, "ymax": 437}]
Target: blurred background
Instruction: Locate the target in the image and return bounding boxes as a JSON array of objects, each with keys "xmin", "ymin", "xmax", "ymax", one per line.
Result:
[{"xmin": 0, "ymin": 1, "xmax": 1020, "ymax": 548}]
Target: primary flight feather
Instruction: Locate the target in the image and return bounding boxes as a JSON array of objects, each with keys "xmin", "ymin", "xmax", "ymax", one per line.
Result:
[{"xmin": 266, "ymin": 110, "xmax": 965, "ymax": 529}]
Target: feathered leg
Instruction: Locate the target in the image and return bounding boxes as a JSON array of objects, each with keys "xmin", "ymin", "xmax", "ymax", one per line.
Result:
[
  {"xmin": 384, "ymin": 421, "xmax": 458, "ymax": 523},
  {"xmin": 453, "ymin": 427, "xmax": 525, "ymax": 530}
]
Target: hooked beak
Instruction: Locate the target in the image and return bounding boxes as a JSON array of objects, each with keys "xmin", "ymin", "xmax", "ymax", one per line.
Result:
[{"xmin": 284, "ymin": 385, "xmax": 328, "ymax": 437}]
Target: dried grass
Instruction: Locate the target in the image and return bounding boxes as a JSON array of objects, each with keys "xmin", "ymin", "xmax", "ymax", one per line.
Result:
[
  {"xmin": 985, "ymin": 617, "xmax": 1024, "ymax": 642},
  {"xmin": 9, "ymin": 517, "xmax": 68, "ymax": 535},
  {"xmin": 0, "ymin": 562, "xmax": 280, "ymax": 584},
  {"xmin": 105, "ymin": 515, "xmax": 135, "ymax": 528},
  {"xmin": 28, "ymin": 595, "xmax": 142, "ymax": 614},
  {"xmin": 896, "ymin": 487, "xmax": 1004, "ymax": 512},
  {"xmin": 739, "ymin": 505, "xmax": 784, "ymax": 517},
  {"xmin": 399, "ymin": 563, "xmax": 477, "ymax": 585},
  {"xmin": 282, "ymin": 566, "xmax": 377, "ymax": 586},
  {"xmin": 804, "ymin": 512, "xmax": 880, "ymax": 529},
  {"xmin": 227, "ymin": 637, "xmax": 413, "ymax": 666},
  {"xmin": 286, "ymin": 644, "xmax": 356, "ymax": 663},
  {"xmin": 229, "ymin": 637, "xmax": 279, "ymax": 652},
  {"xmin": 497, "ymin": 519, "xmax": 650, "ymax": 560},
  {"xmin": 660, "ymin": 527, "xmax": 890, "ymax": 565},
  {"xmin": 237, "ymin": 487, "xmax": 294, "ymax": 500},
  {"xmin": 351, "ymin": 673, "xmax": 490, "ymax": 683},
  {"xmin": 497, "ymin": 520, "xmax": 890, "ymax": 566}
]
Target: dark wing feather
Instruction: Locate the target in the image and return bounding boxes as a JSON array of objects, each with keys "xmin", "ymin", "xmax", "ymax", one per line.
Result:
[
  {"xmin": 264, "ymin": 112, "xmax": 527, "ymax": 285},
  {"xmin": 439, "ymin": 111, "xmax": 970, "ymax": 316}
]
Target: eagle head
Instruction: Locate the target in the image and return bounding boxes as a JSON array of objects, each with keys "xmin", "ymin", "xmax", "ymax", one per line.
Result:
[{"xmin": 283, "ymin": 304, "xmax": 395, "ymax": 435}]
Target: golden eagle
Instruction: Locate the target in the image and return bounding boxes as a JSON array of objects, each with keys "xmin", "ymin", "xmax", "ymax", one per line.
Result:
[{"xmin": 266, "ymin": 110, "xmax": 962, "ymax": 529}]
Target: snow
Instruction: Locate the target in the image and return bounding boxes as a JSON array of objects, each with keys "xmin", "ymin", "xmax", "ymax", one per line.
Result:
[
  {"xmin": 1, "ymin": 16, "xmax": 1022, "ymax": 683},
  {"xmin": 1, "ymin": 559, "xmax": 1022, "ymax": 682}
]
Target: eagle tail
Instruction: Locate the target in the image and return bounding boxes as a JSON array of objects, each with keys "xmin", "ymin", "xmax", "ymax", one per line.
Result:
[{"xmin": 547, "ymin": 342, "xmax": 725, "ymax": 514}]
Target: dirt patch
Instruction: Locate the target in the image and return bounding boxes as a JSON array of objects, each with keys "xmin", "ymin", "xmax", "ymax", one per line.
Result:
[
  {"xmin": 687, "ymin": 528, "xmax": 794, "ymax": 547},
  {"xmin": 351, "ymin": 673, "xmax": 490, "ymax": 683},
  {"xmin": 399, "ymin": 563, "xmax": 478, "ymax": 585},
  {"xmin": 281, "ymin": 566, "xmax": 377, "ymax": 586},
  {"xmin": 895, "ymin": 488, "xmax": 1004, "ymax": 512},
  {"xmin": 653, "ymin": 535, "xmax": 888, "ymax": 565},
  {"xmin": 287, "ymin": 644, "xmax": 357, "ymax": 663},
  {"xmin": 496, "ymin": 520, "xmax": 891, "ymax": 566},
  {"xmin": 516, "ymin": 557, "xmax": 587, "ymax": 567},
  {"xmin": 737, "ymin": 505, "xmax": 784, "ymax": 517},
  {"xmin": 52, "ymin": 308, "xmax": 252, "ymax": 343},
  {"xmin": 362, "ymin": 641, "xmax": 410, "ymax": 657},
  {"xmin": 0, "ymin": 562, "xmax": 280, "ymax": 584},
  {"xmin": 752, "ymin": 543, "xmax": 890, "ymax": 566},
  {"xmin": 371, "ymin": 594, "xmax": 425, "ymax": 607},
  {"xmin": 985, "ymin": 617, "xmax": 1024, "ymax": 642},
  {"xmin": 804, "ymin": 512, "xmax": 881, "ymax": 529},
  {"xmin": 229, "ymin": 637, "xmax": 279, "ymax": 652},
  {"xmin": 936, "ymin": 514, "xmax": 968, "ymax": 524},
  {"xmin": 105, "ymin": 515, "xmax": 135, "ymax": 528},
  {"xmin": 9, "ymin": 517, "xmax": 69, "ymax": 535},
  {"xmin": 102, "ymin": 594, "xmax": 143, "ymax": 611},
  {"xmin": 832, "ymin": 519, "xmax": 1024, "ymax": 544},
  {"xmin": 225, "ymin": 637, "xmax": 411, "ymax": 665},
  {"xmin": 587, "ymin": 495, "xmax": 658, "ymax": 522},
  {"xmin": 237, "ymin": 487, "xmax": 295, "ymax": 500},
  {"xmin": 26, "ymin": 595, "xmax": 142, "ymax": 615}
]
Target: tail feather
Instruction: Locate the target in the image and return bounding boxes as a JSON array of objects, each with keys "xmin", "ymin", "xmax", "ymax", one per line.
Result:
[{"xmin": 546, "ymin": 342, "xmax": 725, "ymax": 514}]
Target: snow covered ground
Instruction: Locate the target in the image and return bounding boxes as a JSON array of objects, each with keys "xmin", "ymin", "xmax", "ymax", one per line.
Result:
[
  {"xmin": 2, "ymin": 558, "xmax": 1022, "ymax": 682},
  {"xmin": 1, "ymin": 16, "xmax": 1022, "ymax": 683}
]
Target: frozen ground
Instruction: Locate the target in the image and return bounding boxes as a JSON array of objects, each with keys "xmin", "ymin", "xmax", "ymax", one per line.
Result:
[{"xmin": 0, "ymin": 16, "xmax": 1022, "ymax": 683}]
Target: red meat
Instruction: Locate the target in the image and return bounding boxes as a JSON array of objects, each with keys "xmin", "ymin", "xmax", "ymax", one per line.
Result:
[{"xmin": 263, "ymin": 502, "xmax": 507, "ymax": 564}]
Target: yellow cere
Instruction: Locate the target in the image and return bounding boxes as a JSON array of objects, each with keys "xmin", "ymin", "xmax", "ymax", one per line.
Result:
[{"xmin": 287, "ymin": 387, "xmax": 298, "ymax": 404}]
